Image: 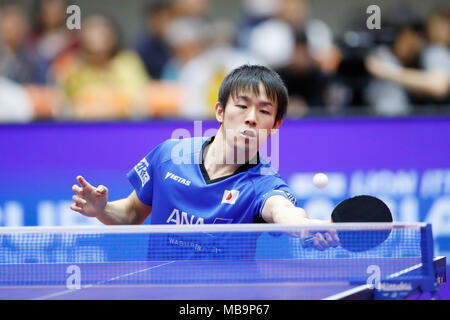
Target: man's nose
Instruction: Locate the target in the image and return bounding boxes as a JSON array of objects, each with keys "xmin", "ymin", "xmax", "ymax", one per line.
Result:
[{"xmin": 245, "ymin": 107, "xmax": 257, "ymax": 126}]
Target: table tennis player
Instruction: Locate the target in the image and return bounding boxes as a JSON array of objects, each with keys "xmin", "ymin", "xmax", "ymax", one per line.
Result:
[{"xmin": 71, "ymin": 64, "xmax": 340, "ymax": 254}]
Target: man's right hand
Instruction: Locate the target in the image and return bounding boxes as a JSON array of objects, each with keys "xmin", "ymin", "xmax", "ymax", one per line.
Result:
[{"xmin": 71, "ymin": 176, "xmax": 108, "ymax": 218}]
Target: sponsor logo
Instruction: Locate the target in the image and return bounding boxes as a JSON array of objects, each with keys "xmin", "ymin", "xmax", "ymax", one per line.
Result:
[
  {"xmin": 168, "ymin": 237, "xmax": 202, "ymax": 251},
  {"xmin": 165, "ymin": 172, "xmax": 191, "ymax": 186},
  {"xmin": 168, "ymin": 237, "xmax": 221, "ymax": 254},
  {"xmin": 222, "ymin": 190, "xmax": 240, "ymax": 205},
  {"xmin": 135, "ymin": 158, "xmax": 150, "ymax": 187},
  {"xmin": 166, "ymin": 208, "xmax": 204, "ymax": 225},
  {"xmin": 272, "ymin": 190, "xmax": 297, "ymax": 206},
  {"xmin": 378, "ymin": 282, "xmax": 413, "ymax": 292}
]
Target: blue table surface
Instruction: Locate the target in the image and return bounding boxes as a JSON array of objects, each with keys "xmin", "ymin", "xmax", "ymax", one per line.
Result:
[{"xmin": 0, "ymin": 257, "xmax": 445, "ymax": 300}]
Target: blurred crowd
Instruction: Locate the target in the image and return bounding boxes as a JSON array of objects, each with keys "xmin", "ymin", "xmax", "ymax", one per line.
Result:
[{"xmin": 0, "ymin": 0, "xmax": 448, "ymax": 122}]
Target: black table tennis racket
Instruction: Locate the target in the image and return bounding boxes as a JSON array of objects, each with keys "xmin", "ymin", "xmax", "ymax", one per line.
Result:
[{"xmin": 302, "ymin": 195, "xmax": 393, "ymax": 252}]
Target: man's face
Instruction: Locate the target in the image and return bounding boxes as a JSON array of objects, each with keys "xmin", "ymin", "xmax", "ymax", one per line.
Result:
[{"xmin": 215, "ymin": 83, "xmax": 282, "ymax": 161}]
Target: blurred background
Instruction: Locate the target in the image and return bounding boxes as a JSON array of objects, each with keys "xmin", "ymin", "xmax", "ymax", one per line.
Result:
[
  {"xmin": 0, "ymin": 0, "xmax": 449, "ymax": 260},
  {"xmin": 0, "ymin": 0, "xmax": 447, "ymax": 120}
]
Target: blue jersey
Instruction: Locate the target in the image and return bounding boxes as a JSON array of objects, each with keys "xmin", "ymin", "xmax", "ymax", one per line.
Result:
[
  {"xmin": 127, "ymin": 136, "xmax": 297, "ymax": 225},
  {"xmin": 127, "ymin": 136, "xmax": 297, "ymax": 260}
]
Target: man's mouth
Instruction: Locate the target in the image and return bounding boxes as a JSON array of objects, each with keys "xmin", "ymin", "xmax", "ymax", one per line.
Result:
[{"xmin": 240, "ymin": 129, "xmax": 256, "ymax": 138}]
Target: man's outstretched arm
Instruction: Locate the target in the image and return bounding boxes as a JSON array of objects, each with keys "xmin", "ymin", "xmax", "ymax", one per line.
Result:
[
  {"xmin": 261, "ymin": 195, "xmax": 327, "ymax": 225},
  {"xmin": 71, "ymin": 176, "xmax": 152, "ymax": 225},
  {"xmin": 262, "ymin": 195, "xmax": 339, "ymax": 250}
]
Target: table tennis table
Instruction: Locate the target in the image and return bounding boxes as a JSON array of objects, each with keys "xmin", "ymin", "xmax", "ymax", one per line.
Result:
[
  {"xmin": 0, "ymin": 223, "xmax": 447, "ymax": 300},
  {"xmin": 0, "ymin": 256, "xmax": 446, "ymax": 300}
]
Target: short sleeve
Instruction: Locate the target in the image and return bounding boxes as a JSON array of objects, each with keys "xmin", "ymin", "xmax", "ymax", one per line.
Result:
[
  {"xmin": 254, "ymin": 184, "xmax": 298, "ymax": 219},
  {"xmin": 421, "ymin": 46, "xmax": 450, "ymax": 77},
  {"xmin": 127, "ymin": 144, "xmax": 163, "ymax": 205}
]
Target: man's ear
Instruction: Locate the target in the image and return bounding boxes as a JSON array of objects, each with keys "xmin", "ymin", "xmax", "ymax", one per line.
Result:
[
  {"xmin": 271, "ymin": 118, "xmax": 283, "ymax": 135},
  {"xmin": 215, "ymin": 102, "xmax": 224, "ymax": 124}
]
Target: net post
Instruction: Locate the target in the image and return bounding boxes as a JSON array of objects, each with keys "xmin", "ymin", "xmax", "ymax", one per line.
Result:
[{"xmin": 420, "ymin": 223, "xmax": 436, "ymax": 292}]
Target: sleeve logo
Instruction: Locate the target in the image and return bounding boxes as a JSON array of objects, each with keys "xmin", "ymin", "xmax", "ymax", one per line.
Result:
[
  {"xmin": 285, "ymin": 191, "xmax": 297, "ymax": 206},
  {"xmin": 272, "ymin": 190, "xmax": 297, "ymax": 206},
  {"xmin": 134, "ymin": 158, "xmax": 150, "ymax": 187}
]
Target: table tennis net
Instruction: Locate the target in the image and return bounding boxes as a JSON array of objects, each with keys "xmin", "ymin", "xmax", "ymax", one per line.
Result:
[{"xmin": 0, "ymin": 223, "xmax": 435, "ymax": 288}]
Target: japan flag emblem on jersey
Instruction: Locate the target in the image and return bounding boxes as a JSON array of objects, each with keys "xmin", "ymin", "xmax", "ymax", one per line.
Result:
[{"xmin": 221, "ymin": 190, "xmax": 240, "ymax": 205}]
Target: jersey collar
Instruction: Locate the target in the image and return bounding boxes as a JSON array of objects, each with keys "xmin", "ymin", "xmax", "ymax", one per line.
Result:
[{"xmin": 199, "ymin": 136, "xmax": 260, "ymax": 184}]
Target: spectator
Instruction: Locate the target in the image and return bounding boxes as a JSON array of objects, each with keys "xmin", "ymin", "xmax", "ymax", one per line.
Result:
[
  {"xmin": 161, "ymin": 17, "xmax": 212, "ymax": 81},
  {"xmin": 247, "ymin": 17, "xmax": 295, "ymax": 69},
  {"xmin": 276, "ymin": 31, "xmax": 330, "ymax": 116},
  {"xmin": 135, "ymin": 2, "xmax": 173, "ymax": 79},
  {"xmin": 171, "ymin": 0, "xmax": 210, "ymax": 19},
  {"xmin": 417, "ymin": 8, "xmax": 449, "ymax": 103},
  {"xmin": 31, "ymin": 0, "xmax": 79, "ymax": 75},
  {"xmin": 0, "ymin": 76, "xmax": 34, "ymax": 122},
  {"xmin": 365, "ymin": 7, "xmax": 449, "ymax": 114},
  {"xmin": 235, "ymin": 0, "xmax": 279, "ymax": 49},
  {"xmin": 51, "ymin": 15, "xmax": 149, "ymax": 119},
  {"xmin": 241, "ymin": 0, "xmax": 340, "ymax": 73},
  {"xmin": 175, "ymin": 20, "xmax": 260, "ymax": 118},
  {"xmin": 0, "ymin": 5, "xmax": 47, "ymax": 84},
  {"xmin": 277, "ymin": 0, "xmax": 341, "ymax": 73},
  {"xmin": 152, "ymin": 0, "xmax": 213, "ymax": 81}
]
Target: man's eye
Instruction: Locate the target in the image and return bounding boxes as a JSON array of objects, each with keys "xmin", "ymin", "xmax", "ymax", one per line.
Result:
[
  {"xmin": 260, "ymin": 110, "xmax": 270, "ymax": 115},
  {"xmin": 236, "ymin": 105, "xmax": 247, "ymax": 109}
]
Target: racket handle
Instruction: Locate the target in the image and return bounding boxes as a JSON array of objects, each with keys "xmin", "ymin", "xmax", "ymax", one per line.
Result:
[{"xmin": 301, "ymin": 235, "xmax": 315, "ymax": 248}]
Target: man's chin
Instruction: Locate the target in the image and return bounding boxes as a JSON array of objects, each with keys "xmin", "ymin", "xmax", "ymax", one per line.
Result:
[{"xmin": 234, "ymin": 143, "xmax": 258, "ymax": 159}]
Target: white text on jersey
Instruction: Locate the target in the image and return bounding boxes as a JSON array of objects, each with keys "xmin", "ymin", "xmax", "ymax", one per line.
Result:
[
  {"xmin": 135, "ymin": 158, "xmax": 150, "ymax": 186},
  {"xmin": 165, "ymin": 172, "xmax": 191, "ymax": 186},
  {"xmin": 166, "ymin": 208, "xmax": 204, "ymax": 225}
]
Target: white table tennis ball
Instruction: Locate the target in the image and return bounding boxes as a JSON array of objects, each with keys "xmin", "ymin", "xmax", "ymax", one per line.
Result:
[{"xmin": 313, "ymin": 173, "xmax": 328, "ymax": 189}]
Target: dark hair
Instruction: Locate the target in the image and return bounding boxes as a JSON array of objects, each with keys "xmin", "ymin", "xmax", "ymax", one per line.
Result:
[
  {"xmin": 218, "ymin": 65, "xmax": 288, "ymax": 123},
  {"xmin": 428, "ymin": 6, "xmax": 450, "ymax": 21}
]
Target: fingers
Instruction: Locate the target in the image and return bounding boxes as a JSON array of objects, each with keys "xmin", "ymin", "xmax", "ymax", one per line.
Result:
[
  {"xmin": 72, "ymin": 184, "xmax": 82, "ymax": 194},
  {"xmin": 70, "ymin": 193, "xmax": 85, "ymax": 214},
  {"xmin": 314, "ymin": 230, "xmax": 342, "ymax": 250},
  {"xmin": 323, "ymin": 232, "xmax": 336, "ymax": 248},
  {"xmin": 70, "ymin": 204, "xmax": 83, "ymax": 213},
  {"xmin": 313, "ymin": 233, "xmax": 327, "ymax": 251},
  {"xmin": 70, "ymin": 195, "xmax": 91, "ymax": 216},
  {"xmin": 74, "ymin": 176, "xmax": 107, "ymax": 197},
  {"xmin": 326, "ymin": 230, "xmax": 340, "ymax": 248},
  {"xmin": 301, "ymin": 231, "xmax": 340, "ymax": 251},
  {"xmin": 72, "ymin": 195, "xmax": 87, "ymax": 206},
  {"xmin": 76, "ymin": 176, "xmax": 93, "ymax": 190},
  {"xmin": 72, "ymin": 176, "xmax": 108, "ymax": 218},
  {"xmin": 96, "ymin": 185, "xmax": 108, "ymax": 195}
]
